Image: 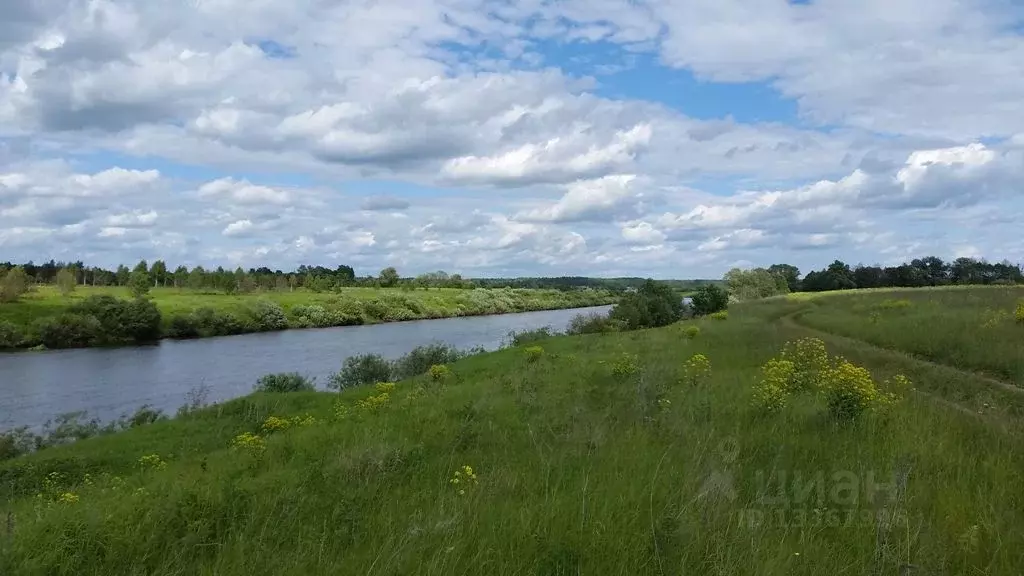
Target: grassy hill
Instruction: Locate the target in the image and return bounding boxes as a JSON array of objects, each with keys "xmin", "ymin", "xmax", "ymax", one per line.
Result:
[{"xmin": 2, "ymin": 286, "xmax": 1023, "ymax": 574}]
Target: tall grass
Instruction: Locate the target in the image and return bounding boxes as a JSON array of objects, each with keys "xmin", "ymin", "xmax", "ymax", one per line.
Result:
[{"xmin": 2, "ymin": 287, "xmax": 1023, "ymax": 574}]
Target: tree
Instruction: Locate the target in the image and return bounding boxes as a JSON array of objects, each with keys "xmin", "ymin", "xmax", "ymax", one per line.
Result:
[
  {"xmin": 150, "ymin": 260, "xmax": 168, "ymax": 287},
  {"xmin": 133, "ymin": 259, "xmax": 149, "ymax": 273},
  {"xmin": 173, "ymin": 265, "xmax": 188, "ymax": 288},
  {"xmin": 0, "ymin": 266, "xmax": 31, "ymax": 303},
  {"xmin": 115, "ymin": 265, "xmax": 130, "ymax": 286},
  {"xmin": 188, "ymin": 266, "xmax": 206, "ymax": 290},
  {"xmin": 379, "ymin": 267, "xmax": 400, "ymax": 288},
  {"xmin": 767, "ymin": 264, "xmax": 801, "ymax": 292},
  {"xmin": 128, "ymin": 270, "xmax": 152, "ymax": 297},
  {"xmin": 56, "ymin": 268, "xmax": 77, "ymax": 296},
  {"xmin": 724, "ymin": 268, "xmax": 788, "ymax": 300},
  {"xmin": 690, "ymin": 284, "xmax": 729, "ymax": 316}
]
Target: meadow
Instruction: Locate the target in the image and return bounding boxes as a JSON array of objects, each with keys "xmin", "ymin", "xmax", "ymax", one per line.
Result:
[
  {"xmin": 0, "ymin": 285, "xmax": 616, "ymax": 349},
  {"xmin": 2, "ymin": 286, "xmax": 1023, "ymax": 574}
]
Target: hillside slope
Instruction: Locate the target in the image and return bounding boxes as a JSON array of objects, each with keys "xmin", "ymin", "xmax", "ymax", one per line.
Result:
[{"xmin": 2, "ymin": 288, "xmax": 1023, "ymax": 575}]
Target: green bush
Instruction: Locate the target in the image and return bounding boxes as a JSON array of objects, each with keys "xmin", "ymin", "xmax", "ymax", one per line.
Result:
[
  {"xmin": 0, "ymin": 320, "xmax": 24, "ymax": 348},
  {"xmin": 610, "ymin": 280, "xmax": 684, "ymax": 330},
  {"xmin": 566, "ymin": 312, "xmax": 621, "ymax": 335},
  {"xmin": 329, "ymin": 354, "xmax": 393, "ymax": 390},
  {"xmin": 250, "ymin": 300, "xmax": 288, "ymax": 331},
  {"xmin": 66, "ymin": 295, "xmax": 161, "ymax": 343},
  {"xmin": 191, "ymin": 307, "xmax": 245, "ymax": 337},
  {"xmin": 0, "ymin": 427, "xmax": 39, "ymax": 461},
  {"xmin": 392, "ymin": 343, "xmax": 464, "ymax": 380},
  {"xmin": 507, "ymin": 326, "xmax": 556, "ymax": 347},
  {"xmin": 33, "ymin": 313, "xmax": 103, "ymax": 349},
  {"xmin": 291, "ymin": 305, "xmax": 336, "ymax": 328},
  {"xmin": 255, "ymin": 373, "xmax": 316, "ymax": 393},
  {"xmin": 166, "ymin": 314, "xmax": 201, "ymax": 339},
  {"xmin": 690, "ymin": 285, "xmax": 729, "ymax": 317}
]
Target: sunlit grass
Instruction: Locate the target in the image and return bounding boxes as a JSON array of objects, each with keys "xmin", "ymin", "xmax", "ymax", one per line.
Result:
[{"xmin": 2, "ymin": 287, "xmax": 1023, "ymax": 574}]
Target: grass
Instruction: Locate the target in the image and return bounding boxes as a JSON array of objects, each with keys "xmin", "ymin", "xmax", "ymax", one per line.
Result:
[
  {"xmin": 2, "ymin": 286, "xmax": 1024, "ymax": 574},
  {"xmin": 0, "ymin": 285, "xmax": 615, "ymax": 340}
]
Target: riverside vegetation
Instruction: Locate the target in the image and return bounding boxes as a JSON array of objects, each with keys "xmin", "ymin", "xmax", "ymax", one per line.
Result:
[
  {"xmin": 2, "ymin": 284, "xmax": 1024, "ymax": 574},
  {"xmin": 0, "ymin": 284, "xmax": 615, "ymax": 350}
]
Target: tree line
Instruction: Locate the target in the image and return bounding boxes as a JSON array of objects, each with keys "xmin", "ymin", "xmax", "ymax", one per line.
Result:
[{"xmin": 723, "ymin": 256, "xmax": 1022, "ymax": 301}]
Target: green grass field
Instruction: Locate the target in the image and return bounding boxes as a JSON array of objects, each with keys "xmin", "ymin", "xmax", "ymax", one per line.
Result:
[
  {"xmin": 0, "ymin": 285, "xmax": 616, "ymax": 338},
  {"xmin": 2, "ymin": 286, "xmax": 1024, "ymax": 574}
]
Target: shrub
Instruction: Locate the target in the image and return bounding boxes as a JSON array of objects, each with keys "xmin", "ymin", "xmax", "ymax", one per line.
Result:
[
  {"xmin": 681, "ymin": 325, "xmax": 700, "ymax": 340},
  {"xmin": 610, "ymin": 280, "xmax": 685, "ymax": 330},
  {"xmin": 250, "ymin": 300, "xmax": 288, "ymax": 331},
  {"xmin": 392, "ymin": 343, "xmax": 463, "ymax": 380},
  {"xmin": 0, "ymin": 321, "xmax": 24, "ymax": 348},
  {"xmin": 68, "ymin": 295, "xmax": 161, "ymax": 343},
  {"xmin": 690, "ymin": 285, "xmax": 729, "ymax": 317},
  {"xmin": 683, "ymin": 354, "xmax": 712, "ymax": 386},
  {"xmin": 329, "ymin": 354, "xmax": 392, "ymax": 390},
  {"xmin": 1016, "ymin": 299, "xmax": 1024, "ymax": 324},
  {"xmin": 611, "ymin": 353, "xmax": 641, "ymax": 379},
  {"xmin": 754, "ymin": 359, "xmax": 796, "ymax": 412},
  {"xmin": 507, "ymin": 326, "xmax": 556, "ymax": 347},
  {"xmin": 877, "ymin": 298, "xmax": 912, "ymax": 311},
  {"xmin": 709, "ymin": 310, "xmax": 729, "ymax": 320},
  {"xmin": 191, "ymin": 307, "xmax": 245, "ymax": 337},
  {"xmin": 166, "ymin": 314, "xmax": 201, "ymax": 339},
  {"xmin": 255, "ymin": 372, "xmax": 316, "ymax": 393},
  {"xmin": 291, "ymin": 305, "xmax": 337, "ymax": 328},
  {"xmin": 33, "ymin": 314, "xmax": 102, "ymax": 349},
  {"xmin": 428, "ymin": 364, "xmax": 453, "ymax": 383},
  {"xmin": 823, "ymin": 359, "xmax": 879, "ymax": 420},
  {"xmin": 524, "ymin": 346, "xmax": 544, "ymax": 363},
  {"xmin": 566, "ymin": 312, "xmax": 621, "ymax": 335},
  {"xmin": 781, "ymin": 337, "xmax": 830, "ymax": 393}
]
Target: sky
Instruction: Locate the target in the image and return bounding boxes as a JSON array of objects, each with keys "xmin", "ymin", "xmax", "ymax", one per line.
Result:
[{"xmin": 1, "ymin": 0, "xmax": 1023, "ymax": 279}]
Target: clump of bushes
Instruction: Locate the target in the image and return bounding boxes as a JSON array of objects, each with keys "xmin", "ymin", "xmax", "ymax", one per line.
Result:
[
  {"xmin": 610, "ymin": 280, "xmax": 685, "ymax": 330},
  {"xmin": 329, "ymin": 353, "xmax": 393, "ymax": 390},
  {"xmin": 681, "ymin": 325, "xmax": 700, "ymax": 340},
  {"xmin": 249, "ymin": 300, "xmax": 288, "ymax": 332},
  {"xmin": 524, "ymin": 346, "xmax": 544, "ymax": 363},
  {"xmin": 752, "ymin": 337, "xmax": 908, "ymax": 420},
  {"xmin": 26, "ymin": 296, "xmax": 163, "ymax": 349},
  {"xmin": 1015, "ymin": 299, "xmax": 1024, "ymax": 324},
  {"xmin": 709, "ymin": 310, "xmax": 729, "ymax": 320},
  {"xmin": 290, "ymin": 305, "xmax": 360, "ymax": 328},
  {"xmin": 566, "ymin": 312, "xmax": 622, "ymax": 335},
  {"xmin": 392, "ymin": 343, "xmax": 464, "ymax": 380},
  {"xmin": 33, "ymin": 313, "xmax": 103, "ymax": 349},
  {"xmin": 255, "ymin": 372, "xmax": 316, "ymax": 393},
  {"xmin": 167, "ymin": 307, "xmax": 245, "ymax": 339},
  {"xmin": 507, "ymin": 326, "xmax": 556, "ymax": 347}
]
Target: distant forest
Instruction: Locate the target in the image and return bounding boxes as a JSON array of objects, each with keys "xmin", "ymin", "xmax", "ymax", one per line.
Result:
[
  {"xmin": 1, "ymin": 255, "xmax": 1018, "ymax": 297},
  {"xmin": 0, "ymin": 260, "xmax": 718, "ymax": 294}
]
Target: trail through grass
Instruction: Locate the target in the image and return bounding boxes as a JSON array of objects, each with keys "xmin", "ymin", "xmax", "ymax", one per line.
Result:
[{"xmin": 2, "ymin": 287, "xmax": 1023, "ymax": 574}]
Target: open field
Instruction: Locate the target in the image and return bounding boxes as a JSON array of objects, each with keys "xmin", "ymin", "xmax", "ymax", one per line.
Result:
[
  {"xmin": 0, "ymin": 285, "xmax": 616, "ymax": 349},
  {"xmin": 2, "ymin": 286, "xmax": 1024, "ymax": 574}
]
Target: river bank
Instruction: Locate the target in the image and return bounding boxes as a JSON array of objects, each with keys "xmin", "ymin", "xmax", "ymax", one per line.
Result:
[{"xmin": 0, "ymin": 285, "xmax": 617, "ymax": 351}]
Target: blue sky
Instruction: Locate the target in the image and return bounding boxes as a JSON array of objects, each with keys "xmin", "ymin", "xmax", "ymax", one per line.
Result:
[{"xmin": 1, "ymin": 0, "xmax": 1023, "ymax": 278}]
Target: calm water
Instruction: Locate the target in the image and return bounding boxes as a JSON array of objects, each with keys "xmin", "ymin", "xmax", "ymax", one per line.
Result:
[{"xmin": 0, "ymin": 306, "xmax": 611, "ymax": 430}]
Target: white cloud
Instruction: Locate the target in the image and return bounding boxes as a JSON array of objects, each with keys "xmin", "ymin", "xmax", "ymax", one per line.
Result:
[
  {"xmin": 198, "ymin": 178, "xmax": 290, "ymax": 205},
  {"xmin": 222, "ymin": 219, "xmax": 254, "ymax": 237},
  {"xmin": 517, "ymin": 174, "xmax": 645, "ymax": 223}
]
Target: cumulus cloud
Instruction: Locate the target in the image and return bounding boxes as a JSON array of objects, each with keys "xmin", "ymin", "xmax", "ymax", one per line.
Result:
[{"xmin": 2, "ymin": 0, "xmax": 1023, "ymax": 276}]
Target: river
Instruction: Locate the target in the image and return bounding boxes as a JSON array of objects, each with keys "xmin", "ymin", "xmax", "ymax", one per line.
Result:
[{"xmin": 0, "ymin": 305, "xmax": 612, "ymax": 430}]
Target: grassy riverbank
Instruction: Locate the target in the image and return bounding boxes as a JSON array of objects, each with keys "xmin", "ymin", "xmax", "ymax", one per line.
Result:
[
  {"xmin": 0, "ymin": 285, "xmax": 616, "ymax": 350},
  {"xmin": 2, "ymin": 286, "xmax": 1024, "ymax": 574}
]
